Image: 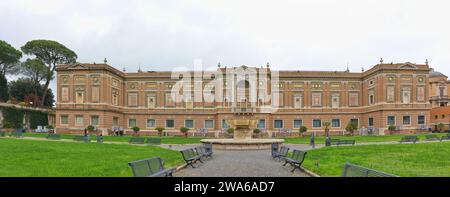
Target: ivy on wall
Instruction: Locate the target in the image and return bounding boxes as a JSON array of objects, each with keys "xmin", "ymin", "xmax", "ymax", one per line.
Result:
[
  {"xmin": 28, "ymin": 110, "xmax": 48, "ymax": 129},
  {"xmin": 1, "ymin": 107, "xmax": 24, "ymax": 129},
  {"xmin": 1, "ymin": 106, "xmax": 49, "ymax": 129}
]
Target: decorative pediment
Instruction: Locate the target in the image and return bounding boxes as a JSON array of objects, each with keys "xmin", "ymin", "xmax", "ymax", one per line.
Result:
[
  {"xmin": 399, "ymin": 63, "xmax": 417, "ymax": 69},
  {"xmin": 67, "ymin": 64, "xmax": 89, "ymax": 70}
]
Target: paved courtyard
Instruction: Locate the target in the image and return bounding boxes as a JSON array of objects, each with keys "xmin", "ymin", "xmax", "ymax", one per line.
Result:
[{"xmin": 174, "ymin": 149, "xmax": 310, "ymax": 177}]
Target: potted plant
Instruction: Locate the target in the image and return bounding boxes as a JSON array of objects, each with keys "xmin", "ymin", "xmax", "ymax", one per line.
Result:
[
  {"xmin": 299, "ymin": 126, "xmax": 308, "ymax": 137},
  {"xmin": 345, "ymin": 122, "xmax": 357, "ymax": 136},
  {"xmin": 180, "ymin": 127, "xmax": 189, "ymax": 138},
  {"xmin": 438, "ymin": 123, "xmax": 445, "ymax": 132},
  {"xmin": 388, "ymin": 125, "xmax": 396, "ymax": 135},
  {"xmin": 253, "ymin": 128, "xmax": 261, "ymax": 138},
  {"xmin": 132, "ymin": 126, "xmax": 140, "ymax": 136},
  {"xmin": 227, "ymin": 128, "xmax": 234, "ymax": 134},
  {"xmin": 155, "ymin": 127, "xmax": 165, "ymax": 137},
  {"xmin": 323, "ymin": 122, "xmax": 331, "ymax": 137}
]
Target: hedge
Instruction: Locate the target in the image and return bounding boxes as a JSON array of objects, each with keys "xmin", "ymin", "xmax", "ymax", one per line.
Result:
[{"xmin": 1, "ymin": 106, "xmax": 49, "ymax": 129}]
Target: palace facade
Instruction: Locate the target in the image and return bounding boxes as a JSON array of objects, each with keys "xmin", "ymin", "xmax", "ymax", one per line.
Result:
[{"xmin": 55, "ymin": 60, "xmax": 436, "ymax": 136}]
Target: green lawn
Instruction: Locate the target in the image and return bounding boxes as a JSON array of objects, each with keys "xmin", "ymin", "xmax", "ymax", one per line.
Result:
[
  {"xmin": 302, "ymin": 141, "xmax": 450, "ymax": 177},
  {"xmin": 23, "ymin": 133, "xmax": 203, "ymax": 144},
  {"xmin": 284, "ymin": 133, "xmax": 448, "ymax": 144},
  {"xmin": 0, "ymin": 138, "xmax": 183, "ymax": 177}
]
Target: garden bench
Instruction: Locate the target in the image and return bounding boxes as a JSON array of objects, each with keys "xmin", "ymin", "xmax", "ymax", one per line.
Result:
[
  {"xmin": 399, "ymin": 136, "xmax": 418, "ymax": 143},
  {"xmin": 203, "ymin": 143, "xmax": 213, "ymax": 155},
  {"xmin": 330, "ymin": 139, "xmax": 355, "ymax": 146},
  {"xmin": 271, "ymin": 143, "xmax": 280, "ymax": 157},
  {"xmin": 342, "ymin": 163, "xmax": 398, "ymax": 177},
  {"xmin": 73, "ymin": 135, "xmax": 90, "ymax": 143},
  {"xmin": 195, "ymin": 146, "xmax": 212, "ymax": 159},
  {"xmin": 129, "ymin": 137, "xmax": 146, "ymax": 144},
  {"xmin": 180, "ymin": 148, "xmax": 203, "ymax": 168},
  {"xmin": 425, "ymin": 134, "xmax": 440, "ymax": 141},
  {"xmin": 441, "ymin": 134, "xmax": 450, "ymax": 141},
  {"xmin": 282, "ymin": 149, "xmax": 307, "ymax": 172},
  {"xmin": 96, "ymin": 136, "xmax": 103, "ymax": 143},
  {"xmin": 10, "ymin": 131, "xmax": 23, "ymax": 138},
  {"xmin": 128, "ymin": 157, "xmax": 175, "ymax": 177},
  {"xmin": 147, "ymin": 137, "xmax": 161, "ymax": 145},
  {"xmin": 46, "ymin": 134, "xmax": 61, "ymax": 140},
  {"xmin": 272, "ymin": 146, "xmax": 290, "ymax": 160}
]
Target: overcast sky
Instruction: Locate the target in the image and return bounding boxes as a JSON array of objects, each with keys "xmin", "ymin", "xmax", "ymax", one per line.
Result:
[{"xmin": 1, "ymin": 0, "xmax": 450, "ymax": 94}]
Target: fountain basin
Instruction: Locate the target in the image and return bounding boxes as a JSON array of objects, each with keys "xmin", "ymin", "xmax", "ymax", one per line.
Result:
[{"xmin": 200, "ymin": 138, "xmax": 284, "ymax": 150}]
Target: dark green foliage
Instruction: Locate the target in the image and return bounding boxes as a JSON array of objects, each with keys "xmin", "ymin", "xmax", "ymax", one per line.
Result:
[
  {"xmin": 8, "ymin": 78, "xmax": 55, "ymax": 107},
  {"xmin": 1, "ymin": 107, "xmax": 25, "ymax": 129},
  {"xmin": 0, "ymin": 74, "xmax": 8, "ymax": 102},
  {"xmin": 227, "ymin": 128, "xmax": 234, "ymax": 134},
  {"xmin": 253, "ymin": 128, "xmax": 261, "ymax": 134},
  {"xmin": 28, "ymin": 110, "xmax": 48, "ymax": 129},
  {"xmin": 0, "ymin": 40, "xmax": 22, "ymax": 76}
]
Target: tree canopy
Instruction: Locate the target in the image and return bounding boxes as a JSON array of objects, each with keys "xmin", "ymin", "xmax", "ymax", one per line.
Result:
[
  {"xmin": 8, "ymin": 78, "xmax": 55, "ymax": 107},
  {"xmin": 21, "ymin": 58, "xmax": 50, "ymax": 85},
  {"xmin": 21, "ymin": 40, "xmax": 77, "ymax": 106},
  {"xmin": 0, "ymin": 40, "xmax": 22, "ymax": 76}
]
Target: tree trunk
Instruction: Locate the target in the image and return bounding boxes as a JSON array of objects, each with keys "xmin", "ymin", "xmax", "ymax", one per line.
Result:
[{"xmin": 39, "ymin": 79, "xmax": 50, "ymax": 107}]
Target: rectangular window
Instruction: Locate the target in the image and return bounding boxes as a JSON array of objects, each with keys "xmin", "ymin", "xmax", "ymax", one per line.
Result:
[
  {"xmin": 128, "ymin": 93, "xmax": 138, "ymax": 107},
  {"xmin": 349, "ymin": 92, "xmax": 359, "ymax": 106},
  {"xmin": 204, "ymin": 120, "xmax": 214, "ymax": 129},
  {"xmin": 313, "ymin": 119, "xmax": 322, "ymax": 128},
  {"xmin": 350, "ymin": 119, "xmax": 359, "ymax": 128},
  {"xmin": 128, "ymin": 119, "xmax": 137, "ymax": 128},
  {"xmin": 387, "ymin": 116, "xmax": 396, "ymax": 126},
  {"xmin": 222, "ymin": 119, "xmax": 229, "ymax": 129},
  {"xmin": 368, "ymin": 118, "xmax": 374, "ymax": 127},
  {"xmin": 113, "ymin": 117, "xmax": 119, "ymax": 127},
  {"xmin": 61, "ymin": 87, "xmax": 69, "ymax": 102},
  {"xmin": 332, "ymin": 119, "xmax": 341, "ymax": 128},
  {"xmin": 418, "ymin": 115, "xmax": 425, "ymax": 125},
  {"xmin": 311, "ymin": 92, "xmax": 322, "ymax": 107},
  {"xmin": 60, "ymin": 115, "xmax": 68, "ymax": 125},
  {"xmin": 75, "ymin": 115, "xmax": 84, "ymax": 126},
  {"xmin": 257, "ymin": 119, "xmax": 266, "ymax": 129},
  {"xmin": 185, "ymin": 120, "xmax": 194, "ymax": 129},
  {"xmin": 75, "ymin": 91, "xmax": 84, "ymax": 103},
  {"xmin": 91, "ymin": 116, "xmax": 99, "ymax": 126},
  {"xmin": 403, "ymin": 116, "xmax": 411, "ymax": 125},
  {"xmin": 274, "ymin": 120, "xmax": 283, "ymax": 129},
  {"xmin": 166, "ymin": 120, "xmax": 174, "ymax": 128},
  {"xmin": 147, "ymin": 119, "xmax": 156, "ymax": 128},
  {"xmin": 91, "ymin": 86, "xmax": 100, "ymax": 103},
  {"xmin": 293, "ymin": 120, "xmax": 303, "ymax": 129}
]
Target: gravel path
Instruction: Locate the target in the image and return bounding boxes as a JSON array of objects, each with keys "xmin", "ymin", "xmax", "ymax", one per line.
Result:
[{"xmin": 174, "ymin": 150, "xmax": 310, "ymax": 177}]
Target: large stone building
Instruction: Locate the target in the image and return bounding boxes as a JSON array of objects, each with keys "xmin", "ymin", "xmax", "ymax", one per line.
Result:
[
  {"xmin": 55, "ymin": 60, "xmax": 436, "ymax": 136},
  {"xmin": 429, "ymin": 69, "xmax": 450, "ymax": 131}
]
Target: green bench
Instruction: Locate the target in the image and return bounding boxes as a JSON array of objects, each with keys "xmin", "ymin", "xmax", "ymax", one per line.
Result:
[
  {"xmin": 96, "ymin": 136, "xmax": 104, "ymax": 143},
  {"xmin": 0, "ymin": 132, "xmax": 6, "ymax": 137},
  {"xmin": 441, "ymin": 134, "xmax": 450, "ymax": 141},
  {"xmin": 282, "ymin": 149, "xmax": 307, "ymax": 172},
  {"xmin": 330, "ymin": 139, "xmax": 355, "ymax": 146},
  {"xmin": 425, "ymin": 134, "xmax": 440, "ymax": 141},
  {"xmin": 129, "ymin": 137, "xmax": 146, "ymax": 144},
  {"xmin": 399, "ymin": 136, "xmax": 418, "ymax": 143},
  {"xmin": 180, "ymin": 148, "xmax": 203, "ymax": 168},
  {"xmin": 342, "ymin": 163, "xmax": 398, "ymax": 177},
  {"xmin": 73, "ymin": 135, "xmax": 90, "ymax": 143},
  {"xmin": 10, "ymin": 131, "xmax": 23, "ymax": 138},
  {"xmin": 146, "ymin": 137, "xmax": 161, "ymax": 145},
  {"xmin": 128, "ymin": 157, "xmax": 175, "ymax": 177},
  {"xmin": 46, "ymin": 134, "xmax": 61, "ymax": 140}
]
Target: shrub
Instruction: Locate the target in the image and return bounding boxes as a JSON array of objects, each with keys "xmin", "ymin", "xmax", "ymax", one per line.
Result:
[
  {"xmin": 345, "ymin": 122, "xmax": 358, "ymax": 136},
  {"xmin": 132, "ymin": 126, "xmax": 140, "ymax": 133},
  {"xmin": 180, "ymin": 127, "xmax": 189, "ymax": 138},
  {"xmin": 86, "ymin": 125, "xmax": 95, "ymax": 132},
  {"xmin": 155, "ymin": 127, "xmax": 165, "ymax": 137},
  {"xmin": 253, "ymin": 128, "xmax": 261, "ymax": 134},
  {"xmin": 388, "ymin": 125, "xmax": 396, "ymax": 131},
  {"xmin": 227, "ymin": 128, "xmax": 234, "ymax": 134},
  {"xmin": 299, "ymin": 126, "xmax": 308, "ymax": 136}
]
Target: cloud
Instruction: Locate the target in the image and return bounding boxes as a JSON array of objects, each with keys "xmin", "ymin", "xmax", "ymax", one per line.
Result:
[{"xmin": 1, "ymin": 0, "xmax": 450, "ymax": 95}]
